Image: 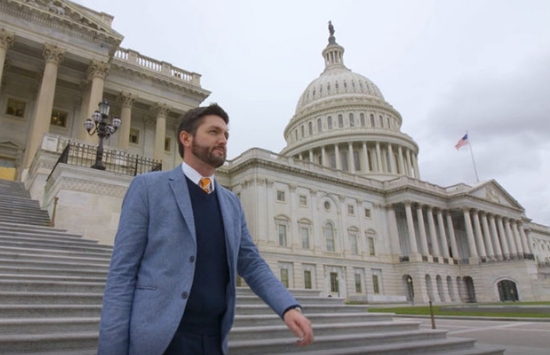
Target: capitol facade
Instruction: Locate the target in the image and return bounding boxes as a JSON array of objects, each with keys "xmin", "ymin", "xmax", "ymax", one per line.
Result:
[{"xmin": 1, "ymin": 0, "xmax": 549, "ymax": 304}]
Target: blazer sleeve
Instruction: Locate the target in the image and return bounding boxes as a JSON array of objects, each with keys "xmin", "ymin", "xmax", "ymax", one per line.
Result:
[
  {"xmin": 235, "ymin": 202, "xmax": 299, "ymax": 317},
  {"xmin": 97, "ymin": 175, "xmax": 150, "ymax": 355}
]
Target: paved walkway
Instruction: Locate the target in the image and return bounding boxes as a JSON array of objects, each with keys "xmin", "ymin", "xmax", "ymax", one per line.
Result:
[{"xmin": 399, "ymin": 317, "xmax": 550, "ymax": 355}]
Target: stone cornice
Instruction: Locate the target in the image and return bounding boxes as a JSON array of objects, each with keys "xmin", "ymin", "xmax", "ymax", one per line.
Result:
[
  {"xmin": 1, "ymin": 0, "xmax": 123, "ymax": 55},
  {"xmin": 111, "ymin": 63, "xmax": 210, "ymax": 100}
]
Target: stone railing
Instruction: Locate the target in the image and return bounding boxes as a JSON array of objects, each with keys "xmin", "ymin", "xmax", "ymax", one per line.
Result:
[{"xmin": 114, "ymin": 47, "xmax": 201, "ymax": 86}]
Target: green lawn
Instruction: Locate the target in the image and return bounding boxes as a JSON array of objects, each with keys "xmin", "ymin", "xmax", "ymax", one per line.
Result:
[{"xmin": 366, "ymin": 302, "xmax": 550, "ymax": 318}]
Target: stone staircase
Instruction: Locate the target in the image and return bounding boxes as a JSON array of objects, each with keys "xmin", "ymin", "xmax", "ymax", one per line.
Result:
[{"xmin": 0, "ymin": 179, "xmax": 505, "ymax": 355}]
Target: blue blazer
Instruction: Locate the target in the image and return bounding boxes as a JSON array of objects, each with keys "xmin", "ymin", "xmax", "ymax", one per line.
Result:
[{"xmin": 98, "ymin": 166, "xmax": 298, "ymax": 355}]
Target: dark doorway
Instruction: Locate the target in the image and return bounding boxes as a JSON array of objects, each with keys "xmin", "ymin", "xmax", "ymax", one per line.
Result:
[
  {"xmin": 463, "ymin": 276, "xmax": 476, "ymax": 303},
  {"xmin": 497, "ymin": 280, "xmax": 519, "ymax": 302}
]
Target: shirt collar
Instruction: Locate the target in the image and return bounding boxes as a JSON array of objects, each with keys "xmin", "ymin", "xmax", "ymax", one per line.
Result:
[{"xmin": 181, "ymin": 162, "xmax": 216, "ymax": 192}]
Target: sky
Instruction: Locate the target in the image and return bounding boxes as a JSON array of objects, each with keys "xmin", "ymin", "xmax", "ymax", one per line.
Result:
[{"xmin": 75, "ymin": 0, "xmax": 550, "ymax": 226}]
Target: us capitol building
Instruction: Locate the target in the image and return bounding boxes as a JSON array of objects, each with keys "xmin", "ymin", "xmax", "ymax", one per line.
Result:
[{"xmin": 1, "ymin": 0, "xmax": 549, "ymax": 304}]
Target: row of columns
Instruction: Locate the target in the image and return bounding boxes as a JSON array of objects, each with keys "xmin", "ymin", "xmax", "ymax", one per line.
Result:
[
  {"xmin": 0, "ymin": 30, "xmax": 172, "ymax": 167},
  {"xmin": 401, "ymin": 202, "xmax": 532, "ymax": 262},
  {"xmin": 296, "ymin": 141, "xmax": 420, "ymax": 179}
]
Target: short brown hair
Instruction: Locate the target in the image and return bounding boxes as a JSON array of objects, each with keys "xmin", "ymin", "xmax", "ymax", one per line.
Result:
[{"xmin": 177, "ymin": 103, "xmax": 229, "ymax": 158}]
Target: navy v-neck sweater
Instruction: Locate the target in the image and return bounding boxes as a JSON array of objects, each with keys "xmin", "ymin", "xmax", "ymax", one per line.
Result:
[{"xmin": 177, "ymin": 176, "xmax": 229, "ymax": 335}]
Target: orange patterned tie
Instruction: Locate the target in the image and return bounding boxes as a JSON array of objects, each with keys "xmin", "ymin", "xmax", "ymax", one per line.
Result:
[{"xmin": 199, "ymin": 177, "xmax": 211, "ymax": 193}]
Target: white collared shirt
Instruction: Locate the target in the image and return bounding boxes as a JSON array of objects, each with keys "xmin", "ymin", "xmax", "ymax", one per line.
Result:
[{"xmin": 181, "ymin": 162, "xmax": 216, "ymax": 192}]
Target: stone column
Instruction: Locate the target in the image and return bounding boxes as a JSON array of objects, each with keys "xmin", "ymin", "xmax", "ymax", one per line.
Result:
[
  {"xmin": 497, "ymin": 217, "xmax": 510, "ymax": 259},
  {"xmin": 386, "ymin": 205, "xmax": 401, "ymax": 257},
  {"xmin": 24, "ymin": 44, "xmax": 65, "ymax": 168},
  {"xmin": 0, "ymin": 29, "xmax": 15, "ymax": 84},
  {"xmin": 308, "ymin": 150, "xmax": 313, "ymax": 162},
  {"xmin": 404, "ymin": 202, "xmax": 419, "ymax": 255},
  {"xmin": 504, "ymin": 218, "xmax": 518, "ymax": 258},
  {"xmin": 334, "ymin": 144, "xmax": 341, "ymax": 170},
  {"xmin": 446, "ymin": 213, "xmax": 460, "ymax": 261},
  {"xmin": 427, "ymin": 207, "xmax": 441, "ymax": 258},
  {"xmin": 412, "ymin": 153, "xmax": 420, "ymax": 179},
  {"xmin": 117, "ymin": 92, "xmax": 136, "ymax": 150},
  {"xmin": 348, "ymin": 143, "xmax": 354, "ymax": 173},
  {"xmin": 398, "ymin": 146, "xmax": 405, "ymax": 175},
  {"xmin": 375, "ymin": 142, "xmax": 383, "ymax": 172},
  {"xmin": 437, "ymin": 210, "xmax": 450, "ymax": 258},
  {"xmin": 82, "ymin": 60, "xmax": 110, "ymax": 143},
  {"xmin": 472, "ymin": 210, "xmax": 487, "ymax": 259},
  {"xmin": 406, "ymin": 149, "xmax": 413, "ymax": 178},
  {"xmin": 153, "ymin": 103, "xmax": 170, "ymax": 163},
  {"xmin": 416, "ymin": 205, "xmax": 430, "ymax": 257},
  {"xmin": 480, "ymin": 213, "xmax": 495, "ymax": 259},
  {"xmin": 519, "ymin": 226, "xmax": 533, "ymax": 255},
  {"xmin": 77, "ymin": 81, "xmax": 91, "ymax": 140},
  {"xmin": 362, "ymin": 142, "xmax": 370, "ymax": 172},
  {"xmin": 510, "ymin": 220, "xmax": 524, "ymax": 257},
  {"xmin": 321, "ymin": 146, "xmax": 327, "ymax": 167},
  {"xmin": 388, "ymin": 144, "xmax": 397, "ymax": 174},
  {"xmin": 489, "ymin": 215, "xmax": 503, "ymax": 260},
  {"xmin": 462, "ymin": 208, "xmax": 479, "ymax": 260}
]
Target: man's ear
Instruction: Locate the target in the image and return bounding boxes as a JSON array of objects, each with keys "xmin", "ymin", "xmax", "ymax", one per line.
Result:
[{"xmin": 179, "ymin": 131, "xmax": 192, "ymax": 147}]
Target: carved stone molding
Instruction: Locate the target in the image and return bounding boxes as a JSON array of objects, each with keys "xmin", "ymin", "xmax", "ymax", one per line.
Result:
[
  {"xmin": 118, "ymin": 91, "xmax": 136, "ymax": 108},
  {"xmin": 59, "ymin": 177, "xmax": 127, "ymax": 198},
  {"xmin": 79, "ymin": 80, "xmax": 91, "ymax": 93},
  {"xmin": 87, "ymin": 59, "xmax": 110, "ymax": 80},
  {"xmin": 43, "ymin": 43, "xmax": 65, "ymax": 64},
  {"xmin": 152, "ymin": 102, "xmax": 171, "ymax": 118},
  {"xmin": 0, "ymin": 28, "xmax": 15, "ymax": 49}
]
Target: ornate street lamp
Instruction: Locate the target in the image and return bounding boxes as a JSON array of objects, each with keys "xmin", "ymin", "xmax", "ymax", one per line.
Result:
[{"xmin": 84, "ymin": 99, "xmax": 121, "ymax": 170}]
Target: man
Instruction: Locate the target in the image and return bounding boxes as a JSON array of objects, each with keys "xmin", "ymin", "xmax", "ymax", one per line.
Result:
[{"xmin": 98, "ymin": 104, "xmax": 313, "ymax": 355}]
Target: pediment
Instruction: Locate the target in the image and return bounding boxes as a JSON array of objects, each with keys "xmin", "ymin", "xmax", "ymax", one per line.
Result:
[
  {"xmin": 9, "ymin": 0, "xmax": 123, "ymax": 47},
  {"xmin": 468, "ymin": 180, "xmax": 522, "ymax": 209}
]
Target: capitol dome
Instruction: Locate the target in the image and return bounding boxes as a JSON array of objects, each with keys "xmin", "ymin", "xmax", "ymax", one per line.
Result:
[{"xmin": 280, "ymin": 23, "xmax": 420, "ymax": 181}]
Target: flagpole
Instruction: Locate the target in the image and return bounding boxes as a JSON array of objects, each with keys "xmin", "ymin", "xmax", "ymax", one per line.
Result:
[{"xmin": 467, "ymin": 131, "xmax": 480, "ymax": 182}]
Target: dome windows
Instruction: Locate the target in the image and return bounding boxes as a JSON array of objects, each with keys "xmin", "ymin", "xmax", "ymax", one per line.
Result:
[
  {"xmin": 308, "ymin": 122, "xmax": 313, "ymax": 135},
  {"xmin": 317, "ymin": 118, "xmax": 323, "ymax": 132},
  {"xmin": 327, "ymin": 83, "xmax": 331, "ymax": 91},
  {"xmin": 327, "ymin": 116, "xmax": 333, "ymax": 129},
  {"xmin": 349, "ymin": 113, "xmax": 355, "ymax": 127},
  {"xmin": 360, "ymin": 113, "xmax": 365, "ymax": 127},
  {"xmin": 338, "ymin": 114, "xmax": 343, "ymax": 128}
]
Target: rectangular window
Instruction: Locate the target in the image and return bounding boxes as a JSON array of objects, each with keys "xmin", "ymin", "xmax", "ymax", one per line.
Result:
[
  {"xmin": 5, "ymin": 98, "xmax": 26, "ymax": 117},
  {"xmin": 164, "ymin": 137, "xmax": 171, "ymax": 152},
  {"xmin": 278, "ymin": 224, "xmax": 287, "ymax": 247},
  {"xmin": 355, "ymin": 274, "xmax": 362, "ymax": 293},
  {"xmin": 276, "ymin": 191, "xmax": 285, "ymax": 202},
  {"xmin": 304, "ymin": 270, "xmax": 312, "ymax": 289},
  {"xmin": 347, "ymin": 205, "xmax": 355, "ymax": 215},
  {"xmin": 364, "ymin": 208, "xmax": 371, "ymax": 218},
  {"xmin": 300, "ymin": 226, "xmax": 310, "ymax": 249},
  {"xmin": 368, "ymin": 237, "xmax": 375, "ymax": 256},
  {"xmin": 129, "ymin": 128, "xmax": 140, "ymax": 144},
  {"xmin": 372, "ymin": 274, "xmax": 380, "ymax": 294},
  {"xmin": 280, "ymin": 269, "xmax": 289, "ymax": 288},
  {"xmin": 330, "ymin": 272, "xmax": 339, "ymax": 293},
  {"xmin": 350, "ymin": 234, "xmax": 358, "ymax": 255},
  {"xmin": 50, "ymin": 109, "xmax": 68, "ymax": 128},
  {"xmin": 299, "ymin": 195, "xmax": 307, "ymax": 207}
]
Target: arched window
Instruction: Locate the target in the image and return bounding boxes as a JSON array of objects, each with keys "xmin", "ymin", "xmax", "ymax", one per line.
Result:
[
  {"xmin": 360, "ymin": 113, "xmax": 365, "ymax": 127},
  {"xmin": 329, "ymin": 152, "xmax": 336, "ymax": 169},
  {"xmin": 353, "ymin": 150, "xmax": 360, "ymax": 171},
  {"xmin": 317, "ymin": 118, "xmax": 322, "ymax": 132},
  {"xmin": 301, "ymin": 125, "xmax": 304, "ymax": 137},
  {"xmin": 370, "ymin": 114, "xmax": 375, "ymax": 127},
  {"xmin": 338, "ymin": 114, "xmax": 344, "ymax": 128},
  {"xmin": 349, "ymin": 113, "xmax": 355, "ymax": 127},
  {"xmin": 327, "ymin": 116, "xmax": 333, "ymax": 129},
  {"xmin": 325, "ymin": 222, "xmax": 335, "ymax": 251},
  {"xmin": 308, "ymin": 122, "xmax": 313, "ymax": 135}
]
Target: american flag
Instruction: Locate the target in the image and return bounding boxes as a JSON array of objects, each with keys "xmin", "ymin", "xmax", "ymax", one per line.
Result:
[{"xmin": 455, "ymin": 134, "xmax": 469, "ymax": 150}]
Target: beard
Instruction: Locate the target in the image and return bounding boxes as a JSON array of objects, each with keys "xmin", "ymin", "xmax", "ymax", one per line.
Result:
[{"xmin": 191, "ymin": 140, "xmax": 226, "ymax": 168}]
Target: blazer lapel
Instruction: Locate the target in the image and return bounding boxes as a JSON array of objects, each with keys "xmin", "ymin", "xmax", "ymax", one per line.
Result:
[{"xmin": 168, "ymin": 167, "xmax": 196, "ymax": 242}]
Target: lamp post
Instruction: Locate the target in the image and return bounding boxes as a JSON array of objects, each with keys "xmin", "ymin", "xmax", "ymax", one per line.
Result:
[{"xmin": 84, "ymin": 99, "xmax": 121, "ymax": 170}]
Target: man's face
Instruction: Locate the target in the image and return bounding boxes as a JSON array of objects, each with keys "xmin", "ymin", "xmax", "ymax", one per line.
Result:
[{"xmin": 189, "ymin": 115, "xmax": 228, "ymax": 169}]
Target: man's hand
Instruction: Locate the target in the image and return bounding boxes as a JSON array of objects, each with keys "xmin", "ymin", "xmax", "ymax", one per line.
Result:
[{"xmin": 283, "ymin": 308, "xmax": 314, "ymax": 346}]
